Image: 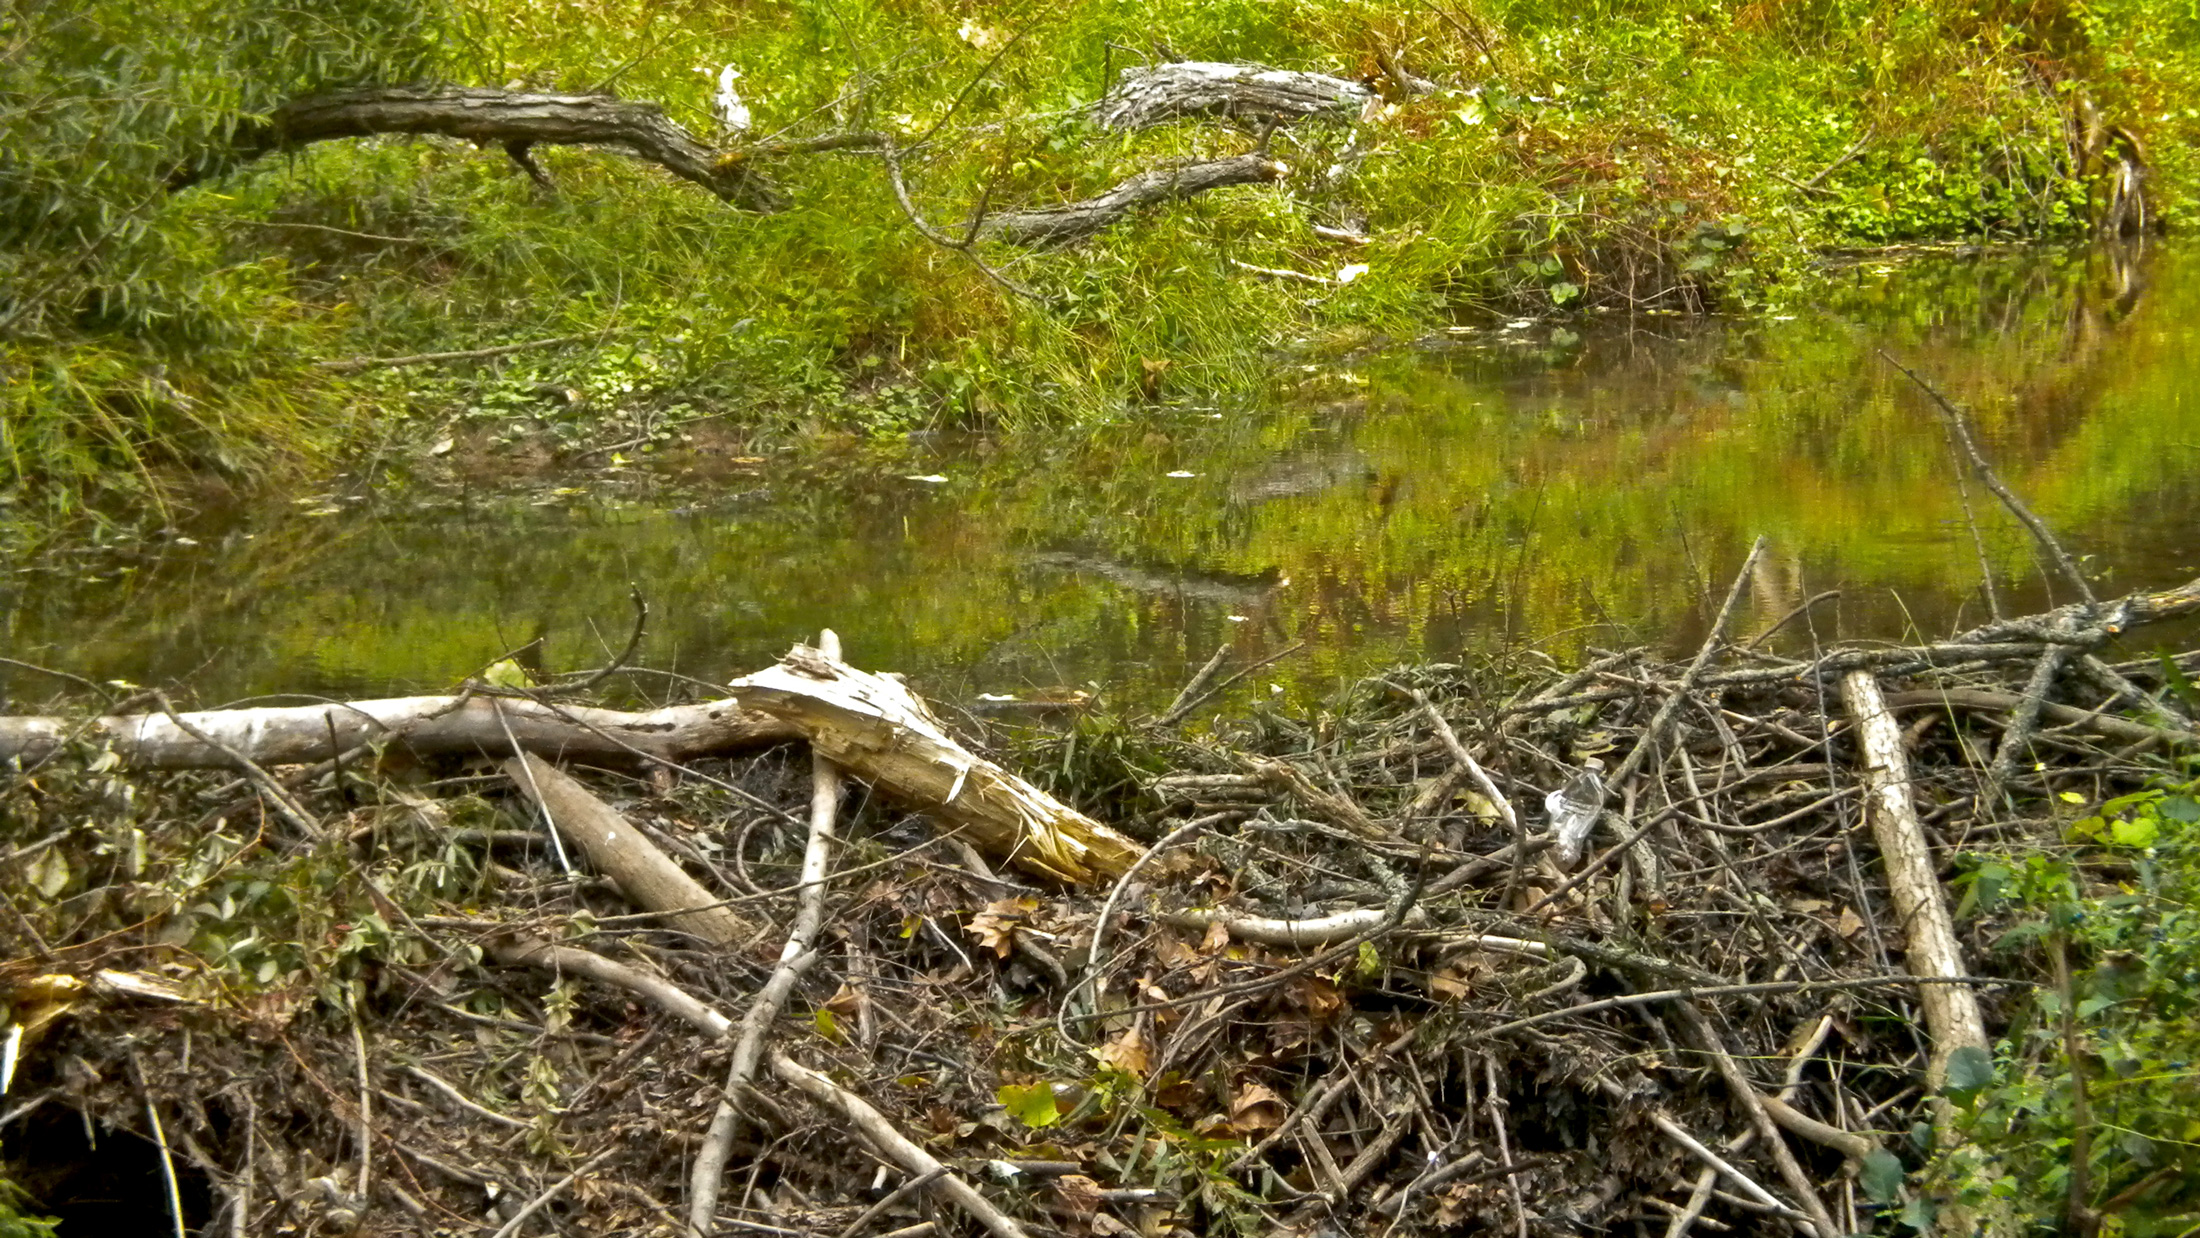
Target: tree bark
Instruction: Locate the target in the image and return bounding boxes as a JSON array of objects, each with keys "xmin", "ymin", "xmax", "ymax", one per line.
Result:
[
  {"xmin": 1097, "ymin": 63, "xmax": 1374, "ymax": 131},
  {"xmin": 978, "ymin": 153, "xmax": 1287, "ymax": 246},
  {"xmin": 182, "ymin": 86, "xmax": 782, "ymax": 211}
]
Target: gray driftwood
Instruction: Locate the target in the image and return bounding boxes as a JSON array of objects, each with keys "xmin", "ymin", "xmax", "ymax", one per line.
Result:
[
  {"xmin": 979, "ymin": 153, "xmax": 1287, "ymax": 245},
  {"xmin": 1097, "ymin": 62, "xmax": 1374, "ymax": 131}
]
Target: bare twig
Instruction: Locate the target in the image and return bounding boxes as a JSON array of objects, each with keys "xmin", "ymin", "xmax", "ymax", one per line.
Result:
[
  {"xmin": 1882, "ymin": 352, "xmax": 2095, "ymax": 606},
  {"xmin": 690, "ymin": 631, "xmax": 846, "ymax": 1235},
  {"xmin": 318, "ymin": 334, "xmax": 595, "ymax": 374}
]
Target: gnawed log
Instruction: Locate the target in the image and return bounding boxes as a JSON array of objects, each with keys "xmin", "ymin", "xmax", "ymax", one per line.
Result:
[
  {"xmin": 1097, "ymin": 62, "xmax": 1374, "ymax": 131},
  {"xmin": 0, "ymin": 694, "xmax": 796, "ymax": 770},
  {"xmin": 729, "ymin": 644, "xmax": 1143, "ymax": 883},
  {"xmin": 978, "ymin": 154, "xmax": 1287, "ymax": 246},
  {"xmin": 1838, "ymin": 669, "xmax": 1990, "ymax": 1087},
  {"xmin": 178, "ymin": 87, "xmax": 783, "ymax": 211},
  {"xmin": 504, "ymin": 753, "xmax": 757, "ymax": 944}
]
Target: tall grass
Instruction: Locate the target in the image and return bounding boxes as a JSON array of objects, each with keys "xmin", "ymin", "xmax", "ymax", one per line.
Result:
[{"xmin": 2, "ymin": 0, "xmax": 2195, "ymax": 523}]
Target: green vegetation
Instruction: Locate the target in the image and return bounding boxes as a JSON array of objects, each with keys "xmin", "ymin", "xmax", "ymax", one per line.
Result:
[
  {"xmin": 3, "ymin": 0, "xmax": 2198, "ymax": 522},
  {"xmin": 1914, "ymin": 768, "xmax": 2200, "ymax": 1233}
]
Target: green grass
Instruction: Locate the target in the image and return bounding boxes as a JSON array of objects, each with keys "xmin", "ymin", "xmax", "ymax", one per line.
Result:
[{"xmin": 3, "ymin": 0, "xmax": 2197, "ymax": 525}]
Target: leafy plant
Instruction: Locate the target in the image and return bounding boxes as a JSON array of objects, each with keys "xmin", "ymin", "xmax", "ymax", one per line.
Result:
[{"xmin": 1921, "ymin": 770, "xmax": 2200, "ymax": 1233}]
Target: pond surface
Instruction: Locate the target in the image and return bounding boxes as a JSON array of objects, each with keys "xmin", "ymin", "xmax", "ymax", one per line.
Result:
[{"xmin": 6, "ymin": 243, "xmax": 2198, "ymax": 714}]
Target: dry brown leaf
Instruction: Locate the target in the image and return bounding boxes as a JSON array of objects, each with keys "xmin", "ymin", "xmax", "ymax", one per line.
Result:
[
  {"xmin": 965, "ymin": 896, "xmax": 1039, "ymax": 958},
  {"xmin": 1096, "ymin": 1026, "xmax": 1150, "ymax": 1076},
  {"xmin": 1054, "ymin": 1175, "xmax": 1103, "ymax": 1217},
  {"xmin": 1837, "ymin": 905, "xmax": 1867, "ymax": 938},
  {"xmin": 1229, "ymin": 1081, "xmax": 1286, "ymax": 1132},
  {"xmin": 1199, "ymin": 919, "xmax": 1231, "ymax": 954}
]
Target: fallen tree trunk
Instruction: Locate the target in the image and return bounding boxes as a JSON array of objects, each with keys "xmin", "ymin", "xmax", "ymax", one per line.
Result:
[
  {"xmin": 730, "ymin": 643, "xmax": 1144, "ymax": 883},
  {"xmin": 978, "ymin": 154, "xmax": 1287, "ymax": 246},
  {"xmin": 1097, "ymin": 62, "xmax": 1374, "ymax": 131},
  {"xmin": 0, "ymin": 694, "xmax": 797, "ymax": 770},
  {"xmin": 177, "ymin": 86, "xmax": 783, "ymax": 211}
]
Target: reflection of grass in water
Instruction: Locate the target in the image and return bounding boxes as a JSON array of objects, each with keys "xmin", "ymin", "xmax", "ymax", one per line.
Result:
[{"xmin": 11, "ymin": 252, "xmax": 2200, "ymax": 704}]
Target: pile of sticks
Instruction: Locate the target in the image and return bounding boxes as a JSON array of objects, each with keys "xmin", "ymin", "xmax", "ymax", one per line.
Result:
[{"xmin": 2, "ymin": 542, "xmax": 2195, "ymax": 1236}]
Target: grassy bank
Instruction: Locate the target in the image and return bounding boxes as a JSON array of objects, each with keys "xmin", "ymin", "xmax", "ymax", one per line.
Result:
[{"xmin": 3, "ymin": 0, "xmax": 2197, "ymax": 524}]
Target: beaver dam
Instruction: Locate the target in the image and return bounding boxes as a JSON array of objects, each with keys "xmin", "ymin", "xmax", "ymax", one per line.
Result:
[{"xmin": 4, "ymin": 521, "xmax": 2198, "ymax": 1238}]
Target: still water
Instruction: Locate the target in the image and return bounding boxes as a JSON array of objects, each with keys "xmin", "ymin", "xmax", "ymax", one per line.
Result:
[{"xmin": 5, "ymin": 244, "xmax": 2197, "ymax": 713}]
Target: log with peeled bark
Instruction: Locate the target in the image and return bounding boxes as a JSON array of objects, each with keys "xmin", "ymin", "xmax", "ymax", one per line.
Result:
[
  {"xmin": 729, "ymin": 643, "xmax": 1144, "ymax": 883},
  {"xmin": 977, "ymin": 153, "xmax": 1289, "ymax": 246},
  {"xmin": 504, "ymin": 752, "xmax": 758, "ymax": 944},
  {"xmin": 1096, "ymin": 62, "xmax": 1375, "ymax": 131},
  {"xmin": 0, "ymin": 694, "xmax": 797, "ymax": 770},
  {"xmin": 1839, "ymin": 668, "xmax": 1990, "ymax": 1087}
]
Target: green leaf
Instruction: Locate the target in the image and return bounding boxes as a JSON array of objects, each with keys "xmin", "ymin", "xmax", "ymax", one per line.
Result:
[
  {"xmin": 997, "ymin": 1082, "xmax": 1060, "ymax": 1129},
  {"xmin": 1859, "ymin": 1148, "xmax": 1905, "ymax": 1204},
  {"xmin": 2111, "ymin": 814, "xmax": 2160, "ymax": 849},
  {"xmin": 1944, "ymin": 1045, "xmax": 1995, "ymax": 1102},
  {"xmin": 2076, "ymin": 995, "xmax": 2115, "ymax": 1019},
  {"xmin": 482, "ymin": 658, "xmax": 532, "ymax": 689},
  {"xmin": 2159, "ymin": 796, "xmax": 2199, "ymax": 824}
]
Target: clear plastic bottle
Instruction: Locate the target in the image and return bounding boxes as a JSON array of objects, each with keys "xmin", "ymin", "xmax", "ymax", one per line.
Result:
[{"xmin": 1543, "ymin": 757, "xmax": 1606, "ymax": 867}]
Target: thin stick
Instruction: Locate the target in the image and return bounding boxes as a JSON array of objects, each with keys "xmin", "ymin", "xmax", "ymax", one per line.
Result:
[
  {"xmin": 1396, "ymin": 685, "xmax": 1523, "ymax": 902},
  {"xmin": 1473, "ymin": 974, "xmax": 2016, "ymax": 1040},
  {"xmin": 488, "ymin": 1149, "xmax": 616, "ymax": 1238},
  {"xmin": 1939, "ymin": 415, "xmax": 2005, "ymax": 622},
  {"xmin": 833, "ymin": 1168, "xmax": 948, "ymax": 1238},
  {"xmin": 146, "ymin": 1098, "xmax": 186, "ymax": 1238},
  {"xmin": 1673, "ymin": 1003, "xmax": 1840, "ymax": 1238},
  {"xmin": 1647, "ymin": 1112, "xmax": 1793, "ymax": 1216},
  {"xmin": 1068, "ymin": 812, "xmax": 1219, "ymax": 1046},
  {"xmin": 150, "ymin": 691, "xmax": 318, "ymax": 838},
  {"xmin": 1157, "ymin": 640, "xmax": 1232, "ymax": 726},
  {"xmin": 349, "ymin": 1010, "xmax": 372, "ymax": 1208},
  {"xmin": 1609, "ymin": 536, "xmax": 1768, "ymax": 787},
  {"xmin": 770, "ymin": 1050, "xmax": 1033, "ymax": 1238},
  {"xmin": 496, "ymin": 700, "xmax": 572, "ymax": 875},
  {"xmin": 317, "ymin": 333, "xmax": 594, "ymax": 375},
  {"xmin": 1881, "ymin": 352, "xmax": 2095, "ymax": 606},
  {"xmin": 690, "ymin": 630, "xmax": 846, "ymax": 1235},
  {"xmin": 1483, "ymin": 1055, "xmax": 1528, "ymax": 1238}
]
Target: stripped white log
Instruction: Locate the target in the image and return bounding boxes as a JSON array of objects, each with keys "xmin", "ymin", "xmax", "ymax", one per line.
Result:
[
  {"xmin": 0, "ymin": 695, "xmax": 795, "ymax": 769},
  {"xmin": 1839, "ymin": 669, "xmax": 1990, "ymax": 1087},
  {"xmin": 729, "ymin": 644, "xmax": 1144, "ymax": 883},
  {"xmin": 504, "ymin": 752, "xmax": 755, "ymax": 943}
]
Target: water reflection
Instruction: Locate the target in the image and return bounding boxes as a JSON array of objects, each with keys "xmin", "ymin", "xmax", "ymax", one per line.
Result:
[{"xmin": 4, "ymin": 243, "xmax": 2196, "ymax": 711}]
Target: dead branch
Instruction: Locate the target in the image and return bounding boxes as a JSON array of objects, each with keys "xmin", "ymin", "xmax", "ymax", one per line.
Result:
[
  {"xmin": 977, "ymin": 154, "xmax": 1288, "ymax": 246},
  {"xmin": 769, "ymin": 1050, "xmax": 1035, "ymax": 1238},
  {"xmin": 690, "ymin": 630, "xmax": 846, "ymax": 1234},
  {"xmin": 0, "ymin": 693, "xmax": 796, "ymax": 769},
  {"xmin": 1097, "ymin": 62, "xmax": 1373, "ymax": 131},
  {"xmin": 182, "ymin": 87, "xmax": 784, "ymax": 211},
  {"xmin": 729, "ymin": 643, "xmax": 1144, "ymax": 882},
  {"xmin": 1838, "ymin": 669, "xmax": 1990, "ymax": 1086},
  {"xmin": 504, "ymin": 752, "xmax": 756, "ymax": 943},
  {"xmin": 317, "ymin": 334, "xmax": 596, "ymax": 375}
]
